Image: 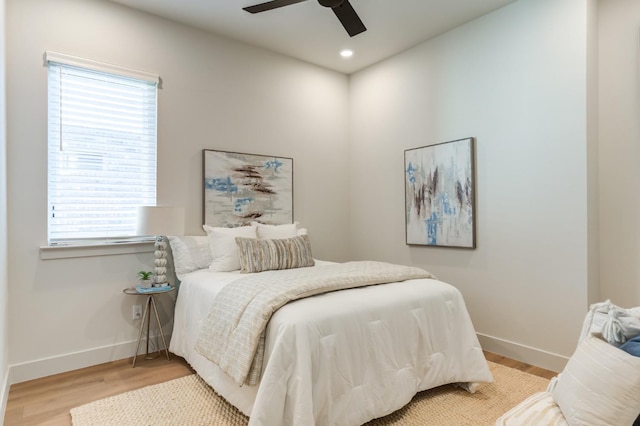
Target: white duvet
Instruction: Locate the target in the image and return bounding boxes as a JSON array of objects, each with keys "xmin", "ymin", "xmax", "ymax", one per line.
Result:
[{"xmin": 170, "ymin": 261, "xmax": 492, "ymax": 425}]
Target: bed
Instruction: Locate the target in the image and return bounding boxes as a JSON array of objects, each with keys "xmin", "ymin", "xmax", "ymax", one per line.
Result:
[{"xmin": 168, "ymin": 228, "xmax": 492, "ymax": 425}]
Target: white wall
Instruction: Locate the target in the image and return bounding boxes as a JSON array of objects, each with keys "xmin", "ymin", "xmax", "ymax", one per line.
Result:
[
  {"xmin": 349, "ymin": 0, "xmax": 593, "ymax": 371},
  {"xmin": 586, "ymin": 0, "xmax": 599, "ymax": 309},
  {"xmin": 598, "ymin": 0, "xmax": 640, "ymax": 304},
  {"xmin": 0, "ymin": 0, "xmax": 9, "ymax": 417},
  {"xmin": 5, "ymin": 0, "xmax": 626, "ymax": 385},
  {"xmin": 6, "ymin": 0, "xmax": 349, "ymax": 382}
]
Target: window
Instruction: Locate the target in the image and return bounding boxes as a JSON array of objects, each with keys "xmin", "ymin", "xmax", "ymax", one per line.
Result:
[{"xmin": 46, "ymin": 52, "xmax": 159, "ymax": 245}]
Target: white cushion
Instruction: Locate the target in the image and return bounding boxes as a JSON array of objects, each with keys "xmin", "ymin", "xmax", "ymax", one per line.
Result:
[
  {"xmin": 579, "ymin": 300, "xmax": 640, "ymax": 346},
  {"xmin": 203, "ymin": 225, "xmax": 257, "ymax": 272},
  {"xmin": 167, "ymin": 236, "xmax": 211, "ymax": 279},
  {"xmin": 251, "ymin": 221, "xmax": 299, "ymax": 239},
  {"xmin": 495, "ymin": 392, "xmax": 567, "ymax": 426},
  {"xmin": 552, "ymin": 334, "xmax": 640, "ymax": 426}
]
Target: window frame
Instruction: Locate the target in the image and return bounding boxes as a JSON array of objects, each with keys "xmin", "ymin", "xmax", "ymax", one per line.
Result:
[{"xmin": 44, "ymin": 52, "xmax": 161, "ymax": 248}]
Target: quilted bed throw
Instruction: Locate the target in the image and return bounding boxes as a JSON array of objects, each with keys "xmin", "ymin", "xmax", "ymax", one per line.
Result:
[{"xmin": 195, "ymin": 261, "xmax": 435, "ymax": 386}]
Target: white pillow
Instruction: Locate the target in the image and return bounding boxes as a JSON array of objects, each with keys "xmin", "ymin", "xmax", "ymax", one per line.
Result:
[
  {"xmin": 203, "ymin": 225, "xmax": 257, "ymax": 272},
  {"xmin": 552, "ymin": 333, "xmax": 640, "ymax": 426},
  {"xmin": 251, "ymin": 221, "xmax": 299, "ymax": 239},
  {"xmin": 495, "ymin": 392, "xmax": 568, "ymax": 426},
  {"xmin": 579, "ymin": 300, "xmax": 640, "ymax": 346},
  {"xmin": 167, "ymin": 236, "xmax": 211, "ymax": 279}
]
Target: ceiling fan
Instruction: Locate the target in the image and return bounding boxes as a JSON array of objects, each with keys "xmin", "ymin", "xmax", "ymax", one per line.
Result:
[{"xmin": 243, "ymin": 0, "xmax": 367, "ymax": 37}]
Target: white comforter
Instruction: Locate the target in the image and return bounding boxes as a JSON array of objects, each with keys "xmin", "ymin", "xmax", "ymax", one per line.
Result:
[{"xmin": 170, "ymin": 261, "xmax": 492, "ymax": 426}]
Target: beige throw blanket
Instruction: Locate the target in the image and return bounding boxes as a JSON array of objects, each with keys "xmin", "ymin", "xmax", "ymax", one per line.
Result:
[{"xmin": 195, "ymin": 261, "xmax": 435, "ymax": 386}]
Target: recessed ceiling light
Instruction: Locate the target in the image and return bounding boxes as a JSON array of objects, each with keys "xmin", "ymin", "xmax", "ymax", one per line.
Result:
[{"xmin": 340, "ymin": 49, "xmax": 354, "ymax": 58}]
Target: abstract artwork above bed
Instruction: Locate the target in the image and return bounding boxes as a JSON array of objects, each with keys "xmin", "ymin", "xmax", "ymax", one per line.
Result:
[
  {"xmin": 404, "ymin": 137, "xmax": 476, "ymax": 248},
  {"xmin": 203, "ymin": 149, "xmax": 293, "ymax": 227}
]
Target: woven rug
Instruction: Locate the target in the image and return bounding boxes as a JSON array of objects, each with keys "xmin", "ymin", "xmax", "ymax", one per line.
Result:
[{"xmin": 70, "ymin": 361, "xmax": 549, "ymax": 426}]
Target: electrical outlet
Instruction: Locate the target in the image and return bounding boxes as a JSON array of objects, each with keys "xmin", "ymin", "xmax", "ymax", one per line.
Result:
[{"xmin": 132, "ymin": 305, "xmax": 142, "ymax": 320}]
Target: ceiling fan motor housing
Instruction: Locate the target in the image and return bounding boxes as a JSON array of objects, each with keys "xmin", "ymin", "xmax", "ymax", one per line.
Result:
[{"xmin": 318, "ymin": 0, "xmax": 344, "ymax": 8}]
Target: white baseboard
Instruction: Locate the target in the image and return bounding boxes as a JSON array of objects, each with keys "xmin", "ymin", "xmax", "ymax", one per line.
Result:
[
  {"xmin": 6, "ymin": 332, "xmax": 564, "ymax": 387},
  {"xmin": 477, "ymin": 332, "xmax": 569, "ymax": 374},
  {"xmin": 9, "ymin": 334, "xmax": 171, "ymax": 385},
  {"xmin": 1, "ymin": 369, "xmax": 9, "ymax": 425}
]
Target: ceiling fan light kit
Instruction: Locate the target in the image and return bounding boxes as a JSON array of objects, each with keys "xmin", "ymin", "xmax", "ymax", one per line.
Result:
[{"xmin": 243, "ymin": 0, "xmax": 366, "ymax": 37}]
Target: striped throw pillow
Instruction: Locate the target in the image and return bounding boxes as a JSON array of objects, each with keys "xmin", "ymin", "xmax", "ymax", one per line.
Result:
[
  {"xmin": 495, "ymin": 392, "xmax": 567, "ymax": 426},
  {"xmin": 235, "ymin": 235, "xmax": 315, "ymax": 273}
]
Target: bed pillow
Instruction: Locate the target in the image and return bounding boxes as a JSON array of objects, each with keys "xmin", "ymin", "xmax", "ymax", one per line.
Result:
[
  {"xmin": 203, "ymin": 225, "xmax": 257, "ymax": 272},
  {"xmin": 167, "ymin": 235, "xmax": 211, "ymax": 278},
  {"xmin": 552, "ymin": 333, "xmax": 640, "ymax": 426},
  {"xmin": 236, "ymin": 234, "xmax": 315, "ymax": 273},
  {"xmin": 251, "ymin": 221, "xmax": 300, "ymax": 239}
]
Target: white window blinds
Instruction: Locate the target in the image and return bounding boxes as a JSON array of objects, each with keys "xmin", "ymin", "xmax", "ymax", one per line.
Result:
[{"xmin": 47, "ymin": 55, "xmax": 158, "ymax": 245}]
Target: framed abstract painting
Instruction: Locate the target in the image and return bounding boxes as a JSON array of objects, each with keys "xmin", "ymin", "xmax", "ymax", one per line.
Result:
[
  {"xmin": 404, "ymin": 137, "xmax": 476, "ymax": 248},
  {"xmin": 203, "ymin": 149, "xmax": 293, "ymax": 227}
]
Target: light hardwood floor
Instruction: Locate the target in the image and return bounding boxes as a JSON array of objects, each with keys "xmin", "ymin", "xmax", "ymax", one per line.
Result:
[{"xmin": 4, "ymin": 351, "xmax": 556, "ymax": 426}]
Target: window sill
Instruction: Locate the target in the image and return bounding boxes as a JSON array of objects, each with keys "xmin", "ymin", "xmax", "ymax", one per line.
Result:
[{"xmin": 40, "ymin": 241, "xmax": 155, "ymax": 260}]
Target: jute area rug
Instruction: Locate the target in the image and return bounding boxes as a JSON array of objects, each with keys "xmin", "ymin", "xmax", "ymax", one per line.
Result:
[{"xmin": 70, "ymin": 361, "xmax": 549, "ymax": 425}]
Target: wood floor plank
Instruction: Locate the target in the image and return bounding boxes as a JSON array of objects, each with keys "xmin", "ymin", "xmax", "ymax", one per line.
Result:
[
  {"xmin": 4, "ymin": 352, "xmax": 555, "ymax": 425},
  {"xmin": 5, "ymin": 356, "xmax": 194, "ymax": 426},
  {"xmin": 483, "ymin": 351, "xmax": 557, "ymax": 380}
]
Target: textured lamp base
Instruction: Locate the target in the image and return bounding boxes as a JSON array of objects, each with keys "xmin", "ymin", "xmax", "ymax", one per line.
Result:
[{"xmin": 153, "ymin": 236, "xmax": 168, "ymax": 287}]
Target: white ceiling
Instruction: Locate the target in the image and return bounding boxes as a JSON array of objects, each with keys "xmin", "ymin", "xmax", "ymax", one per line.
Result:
[{"xmin": 109, "ymin": 0, "xmax": 517, "ymax": 74}]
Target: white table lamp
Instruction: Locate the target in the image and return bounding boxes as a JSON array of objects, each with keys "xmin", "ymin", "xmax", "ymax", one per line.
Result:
[{"xmin": 136, "ymin": 206, "xmax": 185, "ymax": 287}]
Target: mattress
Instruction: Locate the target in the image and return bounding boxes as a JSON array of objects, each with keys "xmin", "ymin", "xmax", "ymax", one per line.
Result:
[{"xmin": 169, "ymin": 261, "xmax": 492, "ymax": 425}]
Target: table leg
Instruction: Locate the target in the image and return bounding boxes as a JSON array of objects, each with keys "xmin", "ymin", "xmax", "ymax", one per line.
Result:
[
  {"xmin": 144, "ymin": 296, "xmax": 155, "ymax": 360},
  {"xmin": 132, "ymin": 296, "xmax": 151, "ymax": 368},
  {"xmin": 151, "ymin": 295, "xmax": 170, "ymax": 360}
]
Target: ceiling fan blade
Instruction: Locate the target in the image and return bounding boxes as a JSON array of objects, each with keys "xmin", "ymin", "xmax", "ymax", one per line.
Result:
[
  {"xmin": 243, "ymin": 0, "xmax": 308, "ymax": 14},
  {"xmin": 331, "ymin": 0, "xmax": 366, "ymax": 37}
]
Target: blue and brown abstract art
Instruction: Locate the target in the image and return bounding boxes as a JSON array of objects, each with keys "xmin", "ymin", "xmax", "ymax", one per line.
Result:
[
  {"xmin": 203, "ymin": 150, "xmax": 293, "ymax": 227},
  {"xmin": 404, "ymin": 138, "xmax": 476, "ymax": 248}
]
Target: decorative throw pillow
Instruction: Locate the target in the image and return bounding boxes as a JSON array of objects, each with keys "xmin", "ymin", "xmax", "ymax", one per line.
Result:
[
  {"xmin": 167, "ymin": 235, "xmax": 211, "ymax": 279},
  {"xmin": 495, "ymin": 392, "xmax": 568, "ymax": 426},
  {"xmin": 203, "ymin": 225, "xmax": 257, "ymax": 272},
  {"xmin": 579, "ymin": 300, "xmax": 640, "ymax": 346},
  {"xmin": 620, "ymin": 334, "xmax": 640, "ymax": 357},
  {"xmin": 621, "ymin": 336, "xmax": 640, "ymax": 426},
  {"xmin": 552, "ymin": 333, "xmax": 640, "ymax": 426},
  {"xmin": 235, "ymin": 234, "xmax": 315, "ymax": 273},
  {"xmin": 251, "ymin": 221, "xmax": 300, "ymax": 239}
]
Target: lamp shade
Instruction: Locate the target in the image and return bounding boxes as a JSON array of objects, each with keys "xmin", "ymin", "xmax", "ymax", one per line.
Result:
[{"xmin": 136, "ymin": 206, "xmax": 185, "ymax": 236}]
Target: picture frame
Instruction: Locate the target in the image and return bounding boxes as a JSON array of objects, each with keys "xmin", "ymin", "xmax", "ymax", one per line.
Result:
[
  {"xmin": 203, "ymin": 149, "xmax": 293, "ymax": 227},
  {"xmin": 404, "ymin": 137, "xmax": 476, "ymax": 248}
]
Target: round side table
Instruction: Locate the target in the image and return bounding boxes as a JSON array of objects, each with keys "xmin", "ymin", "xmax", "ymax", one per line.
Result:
[{"xmin": 123, "ymin": 286, "xmax": 176, "ymax": 367}]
